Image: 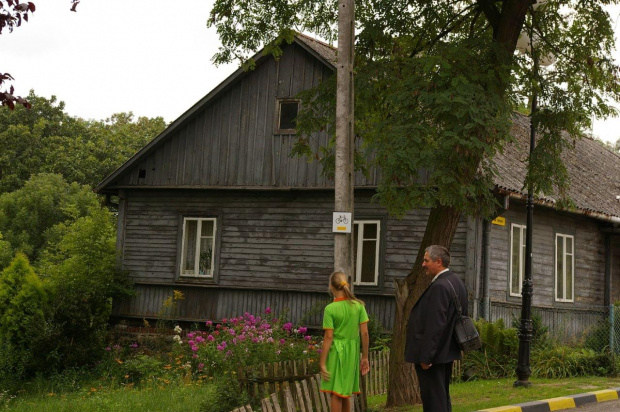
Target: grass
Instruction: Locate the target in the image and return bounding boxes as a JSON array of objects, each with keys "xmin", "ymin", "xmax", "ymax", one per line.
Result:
[
  {"xmin": 3, "ymin": 382, "xmax": 215, "ymax": 412},
  {"xmin": 367, "ymin": 376, "xmax": 620, "ymax": 411},
  {"xmin": 3, "ymin": 376, "xmax": 620, "ymax": 411}
]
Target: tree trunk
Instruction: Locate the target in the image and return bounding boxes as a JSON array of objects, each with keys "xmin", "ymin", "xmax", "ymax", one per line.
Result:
[{"xmin": 386, "ymin": 205, "xmax": 462, "ymax": 407}]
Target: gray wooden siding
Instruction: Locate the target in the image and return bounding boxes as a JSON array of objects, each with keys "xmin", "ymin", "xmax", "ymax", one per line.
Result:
[
  {"xmin": 112, "ymin": 284, "xmax": 397, "ymax": 329},
  {"xmin": 117, "ymin": 188, "xmax": 469, "ymax": 325},
  {"xmin": 613, "ymin": 235, "xmax": 620, "ymax": 302},
  {"xmin": 487, "ymin": 201, "xmax": 607, "ymax": 307},
  {"xmin": 489, "ymin": 301, "xmax": 607, "ymax": 341},
  {"xmin": 112, "ymin": 43, "xmax": 377, "ymax": 189}
]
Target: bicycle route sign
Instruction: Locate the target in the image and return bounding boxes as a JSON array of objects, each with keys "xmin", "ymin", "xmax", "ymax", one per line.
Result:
[{"xmin": 332, "ymin": 212, "xmax": 352, "ymax": 233}]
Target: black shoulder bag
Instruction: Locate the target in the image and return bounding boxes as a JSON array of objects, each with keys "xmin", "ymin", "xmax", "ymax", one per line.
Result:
[{"xmin": 446, "ymin": 279, "xmax": 481, "ymax": 352}]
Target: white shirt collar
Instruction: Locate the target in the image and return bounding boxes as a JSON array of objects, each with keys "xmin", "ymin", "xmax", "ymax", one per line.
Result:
[{"xmin": 431, "ymin": 268, "xmax": 449, "ymax": 283}]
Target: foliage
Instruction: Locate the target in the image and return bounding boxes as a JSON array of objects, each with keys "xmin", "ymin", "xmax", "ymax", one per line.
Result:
[
  {"xmin": 176, "ymin": 308, "xmax": 320, "ymax": 377},
  {"xmin": 461, "ymin": 319, "xmax": 519, "ymax": 380},
  {"xmin": 0, "ymin": 254, "xmax": 48, "ymax": 385},
  {"xmin": 511, "ymin": 311, "xmax": 551, "ymax": 350},
  {"xmin": 367, "ymin": 314, "xmax": 391, "ymax": 352},
  {"xmin": 0, "ymin": 93, "xmax": 166, "ymax": 193},
  {"xmin": 36, "ymin": 207, "xmax": 133, "ymax": 371},
  {"xmin": 532, "ymin": 347, "xmax": 617, "ymax": 379},
  {"xmin": 155, "ymin": 290, "xmax": 186, "ymax": 331},
  {"xmin": 0, "ymin": 232, "xmax": 13, "ymax": 269},
  {"xmin": 0, "ymin": 173, "xmax": 99, "ymax": 261},
  {"xmin": 201, "ymin": 373, "xmax": 252, "ymax": 412}
]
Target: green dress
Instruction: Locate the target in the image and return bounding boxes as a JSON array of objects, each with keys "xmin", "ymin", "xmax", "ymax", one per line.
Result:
[{"xmin": 320, "ymin": 298, "xmax": 369, "ymax": 398}]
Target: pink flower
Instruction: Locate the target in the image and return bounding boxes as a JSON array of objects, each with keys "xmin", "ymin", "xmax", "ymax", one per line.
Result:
[
  {"xmin": 192, "ymin": 354, "xmax": 198, "ymax": 359},
  {"xmin": 207, "ymin": 335, "xmax": 215, "ymax": 341},
  {"xmin": 188, "ymin": 340, "xmax": 195, "ymax": 346},
  {"xmin": 283, "ymin": 323, "xmax": 293, "ymax": 332},
  {"xmin": 222, "ymin": 318, "xmax": 228, "ymax": 323},
  {"xmin": 298, "ymin": 327, "xmax": 308, "ymax": 334},
  {"xmin": 265, "ymin": 307, "xmax": 272, "ymax": 314},
  {"xmin": 304, "ymin": 335, "xmax": 312, "ymax": 341},
  {"xmin": 191, "ymin": 345, "xmax": 199, "ymax": 352},
  {"xmin": 206, "ymin": 320, "xmax": 213, "ymax": 327},
  {"xmin": 198, "ymin": 363, "xmax": 205, "ymax": 370},
  {"xmin": 187, "ymin": 332, "xmax": 195, "ymax": 339},
  {"xmin": 105, "ymin": 347, "xmax": 111, "ymax": 351},
  {"xmin": 130, "ymin": 343, "xmax": 138, "ymax": 348},
  {"xmin": 280, "ymin": 339, "xmax": 286, "ymax": 345}
]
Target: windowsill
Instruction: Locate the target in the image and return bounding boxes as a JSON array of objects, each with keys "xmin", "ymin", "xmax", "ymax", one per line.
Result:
[
  {"xmin": 274, "ymin": 130, "xmax": 297, "ymax": 135},
  {"xmin": 176, "ymin": 276, "xmax": 217, "ymax": 285}
]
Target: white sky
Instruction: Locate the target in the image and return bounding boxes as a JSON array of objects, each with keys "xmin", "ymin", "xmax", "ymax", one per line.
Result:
[{"xmin": 1, "ymin": 0, "xmax": 619, "ymax": 145}]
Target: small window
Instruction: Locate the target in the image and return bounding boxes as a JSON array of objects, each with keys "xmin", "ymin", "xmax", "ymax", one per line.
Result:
[
  {"xmin": 555, "ymin": 233, "xmax": 574, "ymax": 302},
  {"xmin": 510, "ymin": 223, "xmax": 526, "ymax": 297},
  {"xmin": 276, "ymin": 99, "xmax": 300, "ymax": 133},
  {"xmin": 180, "ymin": 217, "xmax": 217, "ymax": 278},
  {"xmin": 353, "ymin": 220, "xmax": 381, "ymax": 286}
]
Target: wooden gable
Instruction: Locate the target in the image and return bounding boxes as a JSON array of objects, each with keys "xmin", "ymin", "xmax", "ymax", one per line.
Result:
[{"xmin": 97, "ymin": 38, "xmax": 383, "ymax": 193}]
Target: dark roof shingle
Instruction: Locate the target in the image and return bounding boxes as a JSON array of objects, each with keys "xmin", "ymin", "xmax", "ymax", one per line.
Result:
[{"xmin": 494, "ymin": 113, "xmax": 620, "ymax": 220}]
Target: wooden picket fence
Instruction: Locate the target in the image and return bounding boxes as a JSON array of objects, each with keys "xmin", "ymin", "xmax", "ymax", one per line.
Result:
[{"xmin": 230, "ymin": 350, "xmax": 463, "ymax": 411}]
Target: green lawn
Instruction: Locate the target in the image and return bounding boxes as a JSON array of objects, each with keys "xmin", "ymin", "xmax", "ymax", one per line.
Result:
[
  {"xmin": 4, "ymin": 376, "xmax": 620, "ymax": 411},
  {"xmin": 367, "ymin": 376, "xmax": 620, "ymax": 411}
]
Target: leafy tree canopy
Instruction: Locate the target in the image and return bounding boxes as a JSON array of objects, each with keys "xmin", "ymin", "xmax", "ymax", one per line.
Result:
[
  {"xmin": 0, "ymin": 173, "xmax": 99, "ymax": 262},
  {"xmin": 209, "ymin": 0, "xmax": 620, "ymax": 217},
  {"xmin": 0, "ymin": 91, "xmax": 166, "ymax": 193}
]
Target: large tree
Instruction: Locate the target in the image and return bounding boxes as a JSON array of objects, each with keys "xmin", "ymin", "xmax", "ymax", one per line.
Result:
[{"xmin": 207, "ymin": 0, "xmax": 620, "ymax": 406}]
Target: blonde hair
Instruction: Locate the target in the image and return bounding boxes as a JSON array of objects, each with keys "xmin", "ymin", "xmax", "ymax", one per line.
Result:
[{"xmin": 329, "ymin": 271, "xmax": 364, "ymax": 305}]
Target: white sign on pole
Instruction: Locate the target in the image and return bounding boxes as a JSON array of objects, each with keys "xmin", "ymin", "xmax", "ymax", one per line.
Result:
[{"xmin": 333, "ymin": 212, "xmax": 352, "ymax": 233}]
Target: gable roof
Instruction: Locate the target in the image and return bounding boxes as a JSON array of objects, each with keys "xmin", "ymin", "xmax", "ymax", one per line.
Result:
[
  {"xmin": 494, "ymin": 113, "xmax": 620, "ymax": 221},
  {"xmin": 95, "ymin": 34, "xmax": 336, "ymax": 193}
]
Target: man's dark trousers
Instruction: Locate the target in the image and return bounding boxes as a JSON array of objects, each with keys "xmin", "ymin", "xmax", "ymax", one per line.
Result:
[{"xmin": 415, "ymin": 362, "xmax": 453, "ymax": 412}]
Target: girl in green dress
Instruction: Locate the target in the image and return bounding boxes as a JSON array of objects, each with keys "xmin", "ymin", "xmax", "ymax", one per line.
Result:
[{"xmin": 320, "ymin": 271, "xmax": 370, "ymax": 412}]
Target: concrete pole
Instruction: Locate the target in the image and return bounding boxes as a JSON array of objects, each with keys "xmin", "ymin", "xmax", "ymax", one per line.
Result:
[{"xmin": 334, "ymin": 0, "xmax": 355, "ymax": 282}]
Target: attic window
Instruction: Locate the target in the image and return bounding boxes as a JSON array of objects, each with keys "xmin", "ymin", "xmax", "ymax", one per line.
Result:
[
  {"xmin": 138, "ymin": 169, "xmax": 146, "ymax": 179},
  {"xmin": 276, "ymin": 99, "xmax": 300, "ymax": 134}
]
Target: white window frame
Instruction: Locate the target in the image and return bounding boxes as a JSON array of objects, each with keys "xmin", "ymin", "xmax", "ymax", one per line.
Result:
[
  {"xmin": 179, "ymin": 217, "xmax": 217, "ymax": 278},
  {"xmin": 555, "ymin": 233, "xmax": 575, "ymax": 302},
  {"xmin": 353, "ymin": 220, "xmax": 381, "ymax": 286},
  {"xmin": 509, "ymin": 223, "xmax": 527, "ymax": 297}
]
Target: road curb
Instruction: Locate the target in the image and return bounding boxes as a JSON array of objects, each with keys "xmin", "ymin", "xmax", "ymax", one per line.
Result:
[{"xmin": 476, "ymin": 388, "xmax": 620, "ymax": 411}]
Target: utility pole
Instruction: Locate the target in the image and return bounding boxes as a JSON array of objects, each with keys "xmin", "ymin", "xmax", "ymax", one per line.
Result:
[{"xmin": 334, "ymin": 0, "xmax": 355, "ymax": 280}]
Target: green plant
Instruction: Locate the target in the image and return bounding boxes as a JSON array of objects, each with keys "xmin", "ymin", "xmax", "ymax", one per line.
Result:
[
  {"xmin": 367, "ymin": 314, "xmax": 391, "ymax": 351},
  {"xmin": 201, "ymin": 373, "xmax": 252, "ymax": 412},
  {"xmin": 156, "ymin": 290, "xmax": 185, "ymax": 331},
  {"xmin": 0, "ymin": 254, "xmax": 48, "ymax": 385},
  {"xmin": 532, "ymin": 346, "xmax": 616, "ymax": 378},
  {"xmin": 36, "ymin": 208, "xmax": 134, "ymax": 372},
  {"xmin": 461, "ymin": 319, "xmax": 519, "ymax": 380},
  {"xmin": 184, "ymin": 309, "xmax": 320, "ymax": 378}
]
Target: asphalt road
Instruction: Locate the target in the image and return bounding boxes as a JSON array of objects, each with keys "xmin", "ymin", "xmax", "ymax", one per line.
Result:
[{"xmin": 575, "ymin": 399, "xmax": 620, "ymax": 410}]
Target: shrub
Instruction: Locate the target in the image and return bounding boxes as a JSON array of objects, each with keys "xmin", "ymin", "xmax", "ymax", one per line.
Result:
[
  {"xmin": 532, "ymin": 346, "xmax": 617, "ymax": 378},
  {"xmin": 0, "ymin": 254, "xmax": 48, "ymax": 385},
  {"xmin": 37, "ymin": 208, "xmax": 134, "ymax": 371},
  {"xmin": 177, "ymin": 308, "xmax": 320, "ymax": 378},
  {"xmin": 461, "ymin": 319, "xmax": 518, "ymax": 380}
]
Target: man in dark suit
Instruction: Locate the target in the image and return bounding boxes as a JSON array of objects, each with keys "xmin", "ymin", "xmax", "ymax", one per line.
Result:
[{"xmin": 405, "ymin": 245, "xmax": 468, "ymax": 412}]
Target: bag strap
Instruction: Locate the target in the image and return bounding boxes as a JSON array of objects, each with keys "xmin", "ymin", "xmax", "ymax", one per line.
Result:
[{"xmin": 445, "ymin": 279, "xmax": 463, "ymax": 318}]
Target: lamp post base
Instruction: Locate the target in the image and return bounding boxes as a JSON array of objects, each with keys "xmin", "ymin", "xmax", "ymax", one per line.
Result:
[{"xmin": 513, "ymin": 380, "xmax": 532, "ymax": 388}]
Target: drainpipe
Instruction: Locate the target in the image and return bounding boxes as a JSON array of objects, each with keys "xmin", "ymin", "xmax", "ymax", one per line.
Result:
[{"xmin": 482, "ymin": 220, "xmax": 492, "ymax": 320}]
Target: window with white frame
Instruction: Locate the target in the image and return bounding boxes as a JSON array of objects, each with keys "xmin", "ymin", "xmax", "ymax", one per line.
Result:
[
  {"xmin": 180, "ymin": 217, "xmax": 217, "ymax": 278},
  {"xmin": 510, "ymin": 223, "xmax": 527, "ymax": 297},
  {"xmin": 555, "ymin": 233, "xmax": 574, "ymax": 302},
  {"xmin": 353, "ymin": 220, "xmax": 381, "ymax": 286}
]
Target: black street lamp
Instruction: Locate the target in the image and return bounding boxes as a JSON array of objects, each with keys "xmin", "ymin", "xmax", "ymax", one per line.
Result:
[{"xmin": 514, "ymin": 2, "xmax": 552, "ymax": 387}]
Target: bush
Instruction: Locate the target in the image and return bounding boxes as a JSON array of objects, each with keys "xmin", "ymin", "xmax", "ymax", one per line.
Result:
[
  {"xmin": 0, "ymin": 254, "xmax": 48, "ymax": 385},
  {"xmin": 177, "ymin": 308, "xmax": 320, "ymax": 378},
  {"xmin": 532, "ymin": 346, "xmax": 617, "ymax": 378},
  {"xmin": 37, "ymin": 208, "xmax": 133, "ymax": 371},
  {"xmin": 461, "ymin": 319, "xmax": 518, "ymax": 380}
]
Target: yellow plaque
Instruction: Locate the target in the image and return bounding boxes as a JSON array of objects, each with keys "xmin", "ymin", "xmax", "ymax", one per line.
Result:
[{"xmin": 491, "ymin": 216, "xmax": 506, "ymax": 226}]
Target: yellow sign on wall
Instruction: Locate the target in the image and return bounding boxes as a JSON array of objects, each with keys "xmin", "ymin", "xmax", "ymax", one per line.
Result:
[{"xmin": 492, "ymin": 216, "xmax": 506, "ymax": 226}]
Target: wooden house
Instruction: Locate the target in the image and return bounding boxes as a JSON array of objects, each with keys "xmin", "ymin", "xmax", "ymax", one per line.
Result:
[{"xmin": 96, "ymin": 34, "xmax": 620, "ymax": 338}]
